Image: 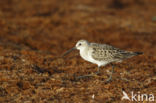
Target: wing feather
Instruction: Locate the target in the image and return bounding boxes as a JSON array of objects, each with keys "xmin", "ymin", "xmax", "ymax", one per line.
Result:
[{"xmin": 90, "ymin": 43, "xmax": 130, "ymax": 62}]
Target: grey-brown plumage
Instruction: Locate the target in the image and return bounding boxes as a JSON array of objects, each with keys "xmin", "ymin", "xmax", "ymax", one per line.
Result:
[{"xmin": 91, "ymin": 43, "xmax": 142, "ymax": 63}]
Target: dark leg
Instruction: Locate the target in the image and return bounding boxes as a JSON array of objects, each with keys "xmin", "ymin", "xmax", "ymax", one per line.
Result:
[
  {"xmin": 76, "ymin": 66, "xmax": 101, "ymax": 79},
  {"xmin": 105, "ymin": 64, "xmax": 114, "ymax": 83},
  {"xmin": 95, "ymin": 66, "xmax": 100, "ymax": 75}
]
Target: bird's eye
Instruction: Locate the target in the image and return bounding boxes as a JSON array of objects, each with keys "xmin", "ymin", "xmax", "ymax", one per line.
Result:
[{"xmin": 79, "ymin": 43, "xmax": 81, "ymax": 46}]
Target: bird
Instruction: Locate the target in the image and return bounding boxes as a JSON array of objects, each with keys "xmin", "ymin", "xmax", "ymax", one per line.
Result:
[{"xmin": 62, "ymin": 40, "xmax": 143, "ymax": 82}]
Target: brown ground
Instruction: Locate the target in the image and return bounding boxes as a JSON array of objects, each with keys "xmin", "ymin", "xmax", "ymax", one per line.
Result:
[{"xmin": 0, "ymin": 0, "xmax": 156, "ymax": 103}]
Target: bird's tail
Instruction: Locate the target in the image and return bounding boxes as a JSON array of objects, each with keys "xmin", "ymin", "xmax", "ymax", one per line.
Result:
[
  {"xmin": 133, "ymin": 52, "xmax": 143, "ymax": 55},
  {"xmin": 126, "ymin": 51, "xmax": 143, "ymax": 58},
  {"xmin": 118, "ymin": 51, "xmax": 143, "ymax": 59}
]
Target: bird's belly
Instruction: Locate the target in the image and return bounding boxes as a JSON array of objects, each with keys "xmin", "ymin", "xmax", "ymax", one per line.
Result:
[{"xmin": 80, "ymin": 51, "xmax": 108, "ymax": 66}]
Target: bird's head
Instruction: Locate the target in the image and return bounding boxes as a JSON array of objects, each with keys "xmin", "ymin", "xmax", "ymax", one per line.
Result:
[
  {"xmin": 75, "ymin": 40, "xmax": 89, "ymax": 50},
  {"xmin": 62, "ymin": 40, "xmax": 89, "ymax": 57}
]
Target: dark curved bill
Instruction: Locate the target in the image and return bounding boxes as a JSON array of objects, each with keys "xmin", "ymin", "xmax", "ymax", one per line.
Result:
[{"xmin": 62, "ymin": 47, "xmax": 76, "ymax": 57}]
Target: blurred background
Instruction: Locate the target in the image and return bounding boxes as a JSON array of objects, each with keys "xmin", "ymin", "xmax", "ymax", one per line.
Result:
[{"xmin": 0, "ymin": 0, "xmax": 155, "ymax": 102}]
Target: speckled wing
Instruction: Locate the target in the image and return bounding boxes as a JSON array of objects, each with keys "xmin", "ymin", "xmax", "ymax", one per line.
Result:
[{"xmin": 90, "ymin": 43, "xmax": 135, "ymax": 62}]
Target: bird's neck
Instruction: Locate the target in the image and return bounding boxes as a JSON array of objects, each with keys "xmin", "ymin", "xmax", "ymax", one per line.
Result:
[
  {"xmin": 79, "ymin": 47, "xmax": 88, "ymax": 56},
  {"xmin": 79, "ymin": 46, "xmax": 87, "ymax": 52}
]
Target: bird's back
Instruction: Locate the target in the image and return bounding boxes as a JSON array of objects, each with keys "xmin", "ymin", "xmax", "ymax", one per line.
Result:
[{"xmin": 89, "ymin": 43, "xmax": 142, "ymax": 63}]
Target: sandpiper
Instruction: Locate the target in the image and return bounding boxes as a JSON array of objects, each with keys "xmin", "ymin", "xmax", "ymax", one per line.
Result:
[{"xmin": 62, "ymin": 40, "xmax": 143, "ymax": 82}]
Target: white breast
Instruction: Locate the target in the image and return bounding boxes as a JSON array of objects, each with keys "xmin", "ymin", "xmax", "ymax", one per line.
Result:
[{"xmin": 79, "ymin": 48, "xmax": 108, "ymax": 67}]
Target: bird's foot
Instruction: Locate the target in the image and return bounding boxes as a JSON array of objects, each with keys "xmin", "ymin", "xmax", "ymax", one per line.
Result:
[
  {"xmin": 76, "ymin": 73, "xmax": 98, "ymax": 80},
  {"xmin": 120, "ymin": 78, "xmax": 130, "ymax": 82},
  {"xmin": 95, "ymin": 71, "xmax": 100, "ymax": 75},
  {"xmin": 105, "ymin": 75, "xmax": 112, "ymax": 84}
]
